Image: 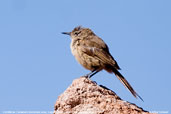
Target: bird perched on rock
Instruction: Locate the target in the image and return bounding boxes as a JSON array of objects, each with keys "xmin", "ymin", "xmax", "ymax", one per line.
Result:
[{"xmin": 62, "ymin": 26, "xmax": 143, "ymax": 101}]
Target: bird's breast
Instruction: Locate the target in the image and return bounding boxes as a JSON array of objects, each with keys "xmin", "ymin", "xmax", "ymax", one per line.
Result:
[{"xmin": 70, "ymin": 39, "xmax": 79, "ymax": 56}]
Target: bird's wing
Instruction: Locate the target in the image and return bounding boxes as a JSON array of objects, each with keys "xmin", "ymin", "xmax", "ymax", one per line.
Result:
[
  {"xmin": 83, "ymin": 46, "xmax": 114, "ymax": 65},
  {"xmin": 79, "ymin": 38, "xmax": 116, "ymax": 67}
]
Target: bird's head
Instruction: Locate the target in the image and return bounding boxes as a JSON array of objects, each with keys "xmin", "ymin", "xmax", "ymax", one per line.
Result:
[{"xmin": 62, "ymin": 26, "xmax": 95, "ymax": 40}]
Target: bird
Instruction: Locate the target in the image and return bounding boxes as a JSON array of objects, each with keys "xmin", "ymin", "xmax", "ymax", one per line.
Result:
[{"xmin": 62, "ymin": 26, "xmax": 143, "ymax": 101}]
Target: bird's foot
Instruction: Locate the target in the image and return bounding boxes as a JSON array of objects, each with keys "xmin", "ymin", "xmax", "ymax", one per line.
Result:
[{"xmin": 81, "ymin": 74, "xmax": 90, "ymax": 78}]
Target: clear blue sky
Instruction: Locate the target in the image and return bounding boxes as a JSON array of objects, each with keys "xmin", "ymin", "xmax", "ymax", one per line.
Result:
[{"xmin": 0, "ymin": 0, "xmax": 171, "ymax": 113}]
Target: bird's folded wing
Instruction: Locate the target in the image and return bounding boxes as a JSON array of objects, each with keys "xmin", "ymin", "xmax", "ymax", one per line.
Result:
[{"xmin": 79, "ymin": 45, "xmax": 115, "ymax": 66}]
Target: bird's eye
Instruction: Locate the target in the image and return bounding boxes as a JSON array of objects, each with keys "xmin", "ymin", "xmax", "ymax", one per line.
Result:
[{"xmin": 74, "ymin": 31, "xmax": 81, "ymax": 36}]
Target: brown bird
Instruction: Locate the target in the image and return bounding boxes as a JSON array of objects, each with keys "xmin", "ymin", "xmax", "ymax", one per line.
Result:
[{"xmin": 62, "ymin": 26, "xmax": 143, "ymax": 101}]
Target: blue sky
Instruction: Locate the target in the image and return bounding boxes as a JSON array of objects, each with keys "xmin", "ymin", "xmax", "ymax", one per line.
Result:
[{"xmin": 0, "ymin": 0, "xmax": 171, "ymax": 113}]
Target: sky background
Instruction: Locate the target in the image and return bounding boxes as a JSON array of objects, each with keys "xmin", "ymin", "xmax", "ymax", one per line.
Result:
[{"xmin": 0, "ymin": 0, "xmax": 171, "ymax": 113}]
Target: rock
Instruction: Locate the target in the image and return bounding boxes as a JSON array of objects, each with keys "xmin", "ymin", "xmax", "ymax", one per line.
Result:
[{"xmin": 54, "ymin": 76, "xmax": 155, "ymax": 114}]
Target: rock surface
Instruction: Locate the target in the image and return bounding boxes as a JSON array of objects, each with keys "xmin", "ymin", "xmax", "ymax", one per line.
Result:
[{"xmin": 54, "ymin": 76, "xmax": 154, "ymax": 114}]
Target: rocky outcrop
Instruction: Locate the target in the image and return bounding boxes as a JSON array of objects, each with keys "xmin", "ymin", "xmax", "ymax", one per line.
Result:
[{"xmin": 54, "ymin": 76, "xmax": 154, "ymax": 114}]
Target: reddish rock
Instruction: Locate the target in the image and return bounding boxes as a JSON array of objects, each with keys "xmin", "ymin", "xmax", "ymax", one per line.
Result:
[{"xmin": 54, "ymin": 77, "xmax": 155, "ymax": 114}]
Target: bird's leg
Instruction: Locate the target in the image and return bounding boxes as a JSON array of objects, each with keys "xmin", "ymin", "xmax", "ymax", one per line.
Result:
[
  {"xmin": 85, "ymin": 70, "xmax": 96, "ymax": 78},
  {"xmin": 88, "ymin": 70, "xmax": 99, "ymax": 78}
]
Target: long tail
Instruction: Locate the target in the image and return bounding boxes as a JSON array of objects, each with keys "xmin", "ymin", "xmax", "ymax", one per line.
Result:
[{"xmin": 112, "ymin": 68, "xmax": 143, "ymax": 101}]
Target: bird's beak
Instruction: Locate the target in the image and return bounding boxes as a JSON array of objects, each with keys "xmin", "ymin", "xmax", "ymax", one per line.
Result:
[{"xmin": 62, "ymin": 32, "xmax": 71, "ymax": 35}]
